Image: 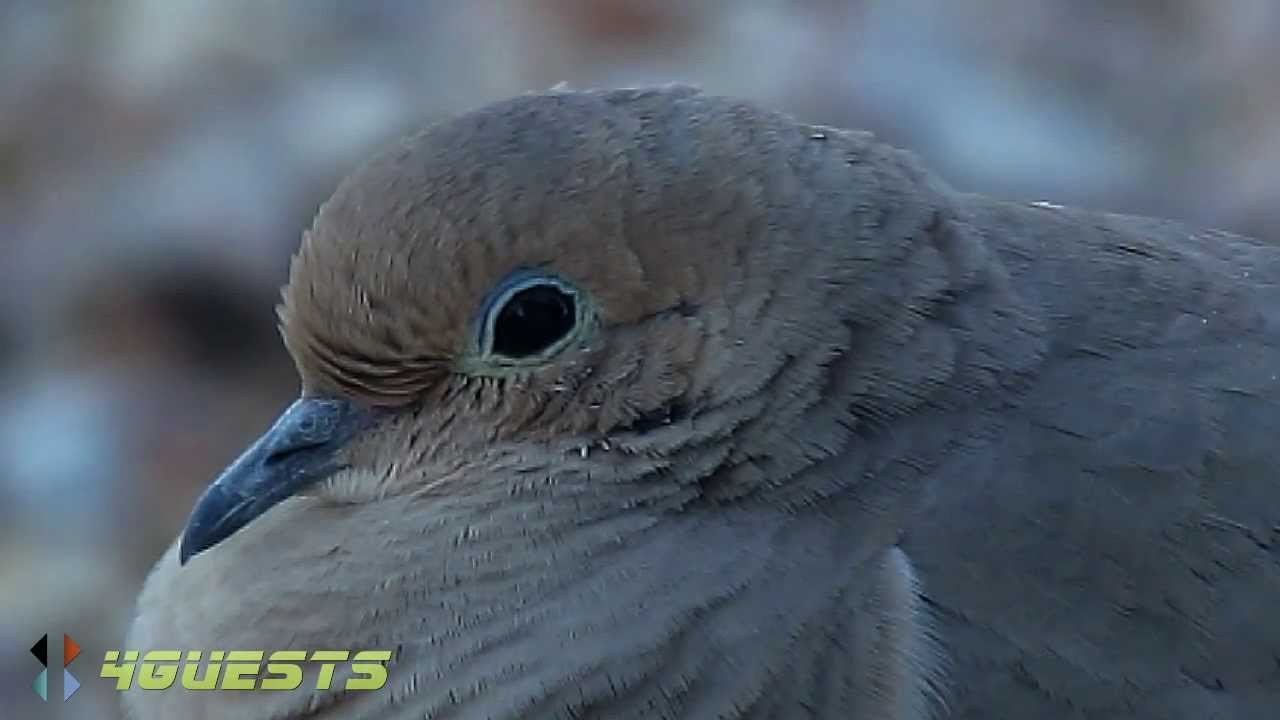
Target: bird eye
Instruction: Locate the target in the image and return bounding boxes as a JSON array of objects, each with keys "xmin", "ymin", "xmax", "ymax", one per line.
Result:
[{"xmin": 481, "ymin": 272, "xmax": 581, "ymax": 361}]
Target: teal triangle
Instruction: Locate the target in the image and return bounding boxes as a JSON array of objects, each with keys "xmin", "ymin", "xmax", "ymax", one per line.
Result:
[
  {"xmin": 33, "ymin": 668, "xmax": 47, "ymax": 701},
  {"xmin": 64, "ymin": 669, "xmax": 80, "ymax": 701}
]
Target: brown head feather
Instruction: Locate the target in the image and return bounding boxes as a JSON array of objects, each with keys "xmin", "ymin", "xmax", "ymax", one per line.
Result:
[{"xmin": 277, "ymin": 85, "xmax": 989, "ymax": 448}]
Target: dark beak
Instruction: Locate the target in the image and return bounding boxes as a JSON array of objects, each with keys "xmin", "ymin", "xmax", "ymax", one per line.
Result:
[{"xmin": 179, "ymin": 397, "xmax": 372, "ymax": 565}]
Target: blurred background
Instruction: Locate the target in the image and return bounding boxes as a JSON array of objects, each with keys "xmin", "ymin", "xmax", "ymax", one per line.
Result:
[{"xmin": 1, "ymin": 1, "xmax": 1277, "ymax": 717}]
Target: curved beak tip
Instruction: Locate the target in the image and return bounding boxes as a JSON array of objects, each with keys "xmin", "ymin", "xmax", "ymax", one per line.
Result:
[{"xmin": 175, "ymin": 397, "xmax": 371, "ymax": 566}]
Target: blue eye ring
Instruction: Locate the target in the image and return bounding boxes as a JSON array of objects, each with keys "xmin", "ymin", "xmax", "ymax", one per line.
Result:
[{"xmin": 471, "ymin": 268, "xmax": 589, "ymax": 364}]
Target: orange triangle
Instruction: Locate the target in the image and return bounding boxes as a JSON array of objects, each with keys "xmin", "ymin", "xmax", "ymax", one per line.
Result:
[{"xmin": 63, "ymin": 634, "xmax": 80, "ymax": 667}]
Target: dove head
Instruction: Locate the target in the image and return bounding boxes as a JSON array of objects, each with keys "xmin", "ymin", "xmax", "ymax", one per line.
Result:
[
  {"xmin": 133, "ymin": 87, "xmax": 1020, "ymax": 720},
  {"xmin": 278, "ymin": 86, "xmax": 722, "ymax": 432},
  {"xmin": 176, "ymin": 85, "xmax": 961, "ymax": 565}
]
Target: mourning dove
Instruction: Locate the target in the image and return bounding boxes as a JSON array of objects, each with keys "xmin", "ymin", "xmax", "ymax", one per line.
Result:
[{"xmin": 125, "ymin": 86, "xmax": 1280, "ymax": 720}]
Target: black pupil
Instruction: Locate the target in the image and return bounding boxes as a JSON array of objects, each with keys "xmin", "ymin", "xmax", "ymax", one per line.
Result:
[{"xmin": 491, "ymin": 284, "xmax": 576, "ymax": 358}]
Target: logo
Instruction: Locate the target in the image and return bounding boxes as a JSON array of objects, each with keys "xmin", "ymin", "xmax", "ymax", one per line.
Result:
[
  {"xmin": 100, "ymin": 650, "xmax": 393, "ymax": 691},
  {"xmin": 31, "ymin": 633, "xmax": 81, "ymax": 702}
]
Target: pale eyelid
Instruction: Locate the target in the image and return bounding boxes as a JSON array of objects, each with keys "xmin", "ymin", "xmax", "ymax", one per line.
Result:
[{"xmin": 467, "ymin": 268, "xmax": 593, "ymax": 368}]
